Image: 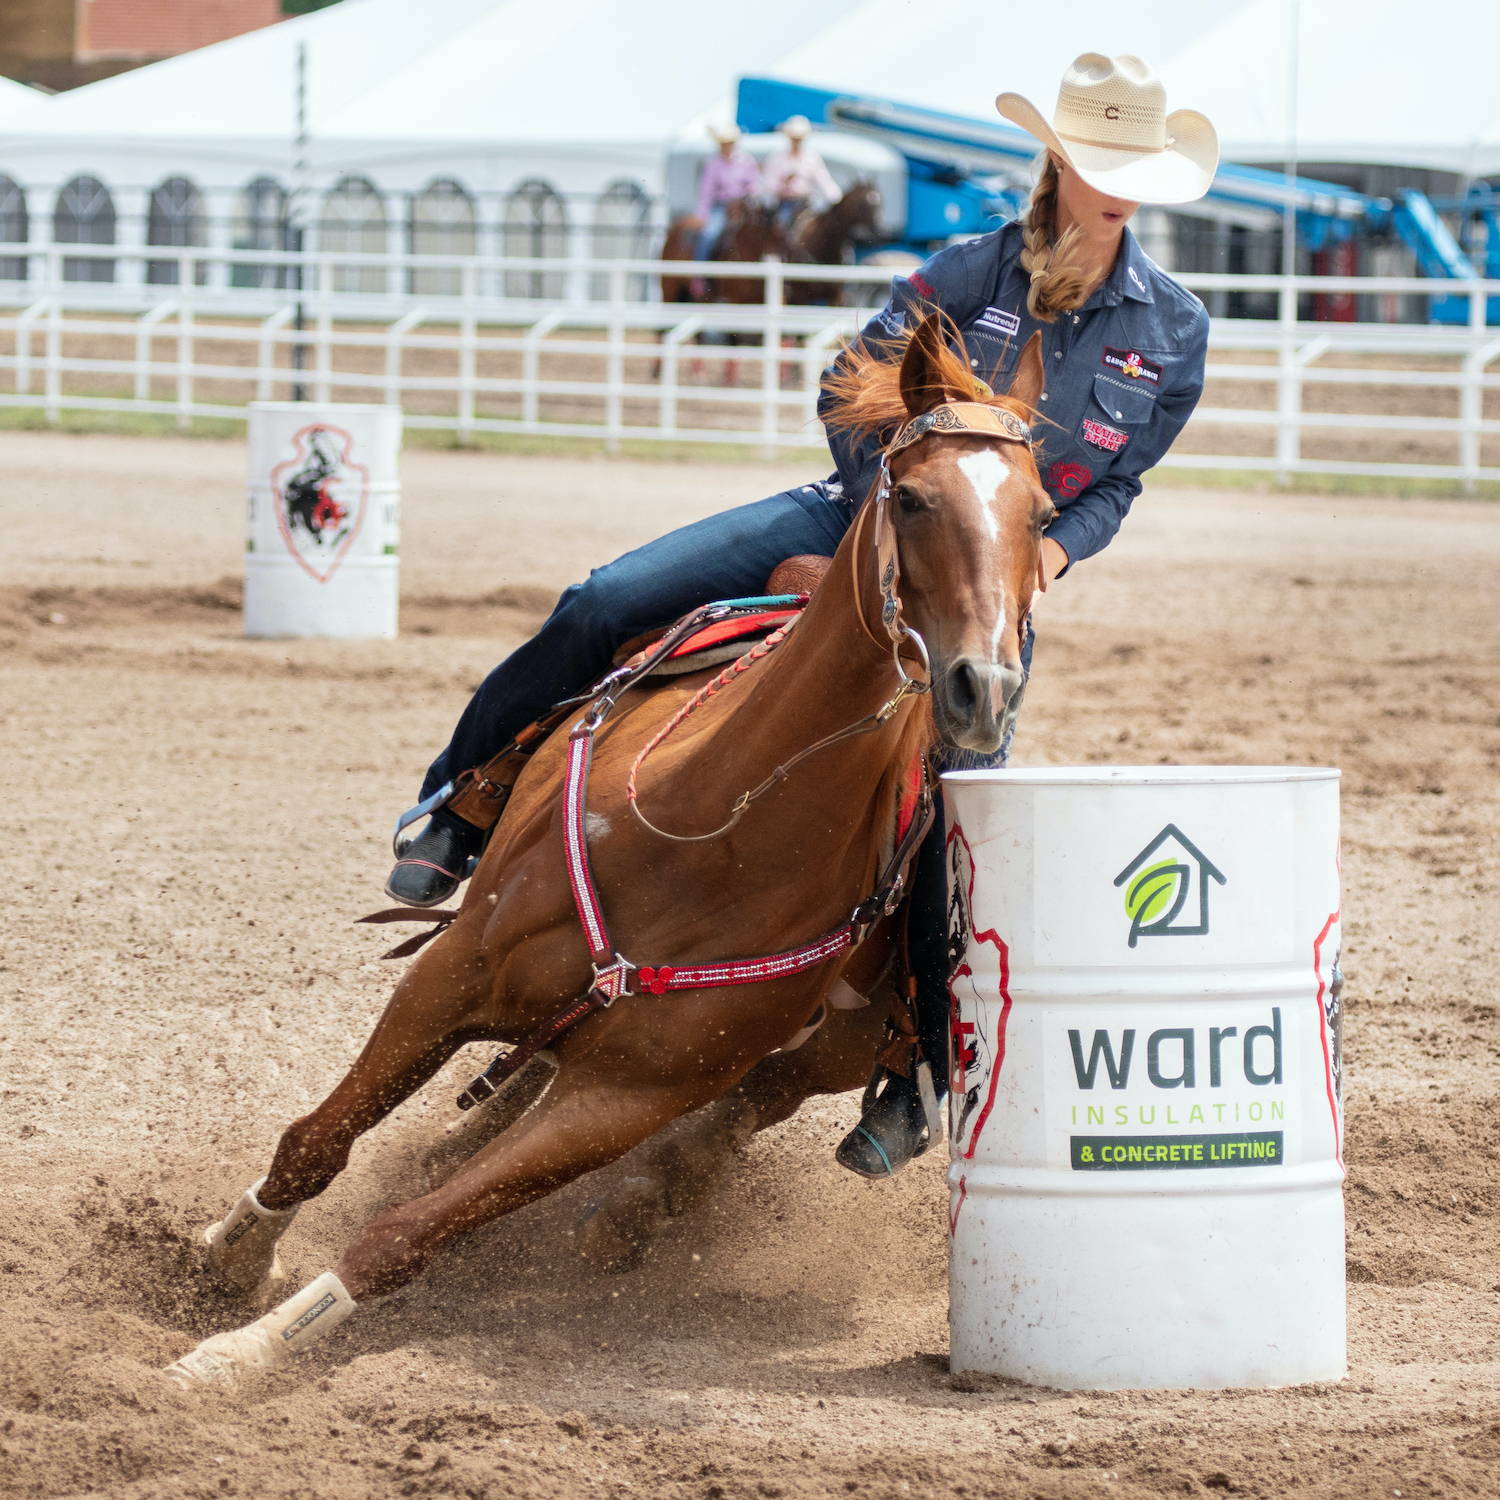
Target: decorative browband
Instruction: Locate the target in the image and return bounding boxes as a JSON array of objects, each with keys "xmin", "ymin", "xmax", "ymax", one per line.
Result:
[{"xmin": 887, "ymin": 401, "xmax": 1032, "ymax": 456}]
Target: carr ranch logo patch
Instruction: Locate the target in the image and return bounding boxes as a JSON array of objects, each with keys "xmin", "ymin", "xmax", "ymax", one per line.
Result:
[
  {"xmin": 1101, "ymin": 347, "xmax": 1162, "ymax": 386},
  {"xmin": 1082, "ymin": 418, "xmax": 1129, "ymax": 452},
  {"xmin": 1113, "ymin": 823, "xmax": 1227, "ymax": 948},
  {"xmin": 269, "ymin": 424, "xmax": 370, "ymax": 583}
]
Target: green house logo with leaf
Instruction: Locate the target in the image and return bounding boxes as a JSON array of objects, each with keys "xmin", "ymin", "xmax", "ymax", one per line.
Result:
[{"xmin": 1113, "ymin": 824, "xmax": 1227, "ymax": 948}]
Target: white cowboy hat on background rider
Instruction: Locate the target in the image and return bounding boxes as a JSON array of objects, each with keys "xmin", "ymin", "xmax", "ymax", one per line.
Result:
[
  {"xmin": 693, "ymin": 120, "xmax": 763, "ymax": 263},
  {"xmin": 762, "ymin": 114, "xmax": 841, "ymax": 226}
]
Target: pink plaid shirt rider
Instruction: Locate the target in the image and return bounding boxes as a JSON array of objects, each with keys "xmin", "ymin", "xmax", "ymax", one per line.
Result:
[{"xmin": 695, "ymin": 150, "xmax": 763, "ymax": 220}]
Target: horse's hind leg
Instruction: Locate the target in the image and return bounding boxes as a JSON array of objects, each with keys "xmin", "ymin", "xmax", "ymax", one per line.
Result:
[
  {"xmin": 417, "ymin": 1054, "xmax": 555, "ymax": 1191},
  {"xmin": 200, "ymin": 946, "xmax": 486, "ymax": 1299},
  {"xmin": 575, "ymin": 997, "xmax": 889, "ymax": 1269}
]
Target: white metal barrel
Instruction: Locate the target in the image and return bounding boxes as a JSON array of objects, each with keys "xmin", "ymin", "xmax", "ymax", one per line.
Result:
[
  {"xmin": 944, "ymin": 766, "xmax": 1344, "ymax": 1390},
  {"xmin": 244, "ymin": 403, "xmax": 402, "ymax": 638}
]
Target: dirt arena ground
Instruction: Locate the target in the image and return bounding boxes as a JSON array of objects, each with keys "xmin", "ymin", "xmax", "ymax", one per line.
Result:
[{"xmin": 1, "ymin": 432, "xmax": 1496, "ymax": 1499}]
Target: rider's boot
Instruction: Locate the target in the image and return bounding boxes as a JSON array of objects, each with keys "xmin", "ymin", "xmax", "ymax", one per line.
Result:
[
  {"xmin": 835, "ymin": 1064, "xmax": 934, "ymax": 1179},
  {"xmin": 384, "ymin": 805, "xmax": 484, "ymax": 907},
  {"xmin": 836, "ymin": 964, "xmax": 948, "ymax": 1178}
]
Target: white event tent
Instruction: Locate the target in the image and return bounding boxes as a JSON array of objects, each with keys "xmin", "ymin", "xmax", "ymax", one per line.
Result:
[
  {"xmin": 0, "ymin": 78, "xmax": 43, "ymax": 120},
  {"xmin": 0, "ymin": 0, "xmax": 1496, "ymax": 285}
]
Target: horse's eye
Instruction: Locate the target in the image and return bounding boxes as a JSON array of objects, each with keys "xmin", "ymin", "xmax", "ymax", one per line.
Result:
[{"xmin": 894, "ymin": 486, "xmax": 925, "ymax": 515}]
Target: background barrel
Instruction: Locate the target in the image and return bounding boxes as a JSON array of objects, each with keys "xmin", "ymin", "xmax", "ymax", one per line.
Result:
[
  {"xmin": 944, "ymin": 766, "xmax": 1344, "ymax": 1390},
  {"xmin": 244, "ymin": 402, "xmax": 402, "ymax": 638}
]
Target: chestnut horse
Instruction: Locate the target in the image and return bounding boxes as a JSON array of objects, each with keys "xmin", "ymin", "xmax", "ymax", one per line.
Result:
[
  {"xmin": 165, "ymin": 313, "xmax": 1052, "ymax": 1383},
  {"xmin": 659, "ymin": 196, "xmax": 788, "ymax": 385},
  {"xmin": 659, "ymin": 195, "xmax": 787, "ymax": 306}
]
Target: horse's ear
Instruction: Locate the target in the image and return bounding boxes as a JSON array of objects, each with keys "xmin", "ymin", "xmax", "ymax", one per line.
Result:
[
  {"xmin": 1006, "ymin": 332, "xmax": 1046, "ymax": 414},
  {"xmin": 899, "ymin": 309, "xmax": 971, "ymax": 416}
]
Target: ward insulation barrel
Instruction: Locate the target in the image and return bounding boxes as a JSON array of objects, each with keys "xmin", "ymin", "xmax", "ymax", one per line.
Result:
[
  {"xmin": 244, "ymin": 403, "xmax": 401, "ymax": 638},
  {"xmin": 943, "ymin": 766, "xmax": 1345, "ymax": 1390}
]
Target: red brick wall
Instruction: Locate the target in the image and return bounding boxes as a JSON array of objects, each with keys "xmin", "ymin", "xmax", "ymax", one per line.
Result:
[{"xmin": 77, "ymin": 0, "xmax": 283, "ymax": 62}]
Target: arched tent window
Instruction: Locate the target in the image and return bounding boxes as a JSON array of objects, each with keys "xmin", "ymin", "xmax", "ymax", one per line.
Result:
[
  {"xmin": 408, "ymin": 178, "xmax": 476, "ymax": 296},
  {"xmin": 319, "ymin": 176, "xmax": 388, "ymax": 294},
  {"xmin": 590, "ymin": 179, "xmax": 651, "ymax": 299},
  {"xmin": 0, "ymin": 175, "xmax": 28, "ymax": 282},
  {"xmin": 53, "ymin": 174, "xmax": 116, "ymax": 283},
  {"xmin": 502, "ymin": 178, "xmax": 567, "ymax": 298},
  {"xmin": 146, "ymin": 175, "xmax": 207, "ymax": 285},
  {"xmin": 232, "ymin": 176, "xmax": 290, "ymax": 289}
]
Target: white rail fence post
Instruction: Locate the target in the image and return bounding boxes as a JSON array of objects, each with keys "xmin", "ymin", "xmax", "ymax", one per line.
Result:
[
  {"xmin": 604, "ymin": 264, "xmax": 626, "ymax": 454},
  {"xmin": 758, "ymin": 263, "xmax": 785, "ymax": 460},
  {"xmin": 1274, "ymin": 277, "xmax": 1300, "ymax": 486},
  {"xmin": 1459, "ymin": 282, "xmax": 1498, "ymax": 495},
  {"xmin": 176, "ymin": 250, "xmax": 194, "ymax": 429}
]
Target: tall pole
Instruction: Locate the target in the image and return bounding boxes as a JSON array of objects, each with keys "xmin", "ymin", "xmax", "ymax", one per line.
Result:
[
  {"xmin": 1282, "ymin": 0, "xmax": 1300, "ymax": 280},
  {"xmin": 290, "ymin": 39, "xmax": 309, "ymax": 402}
]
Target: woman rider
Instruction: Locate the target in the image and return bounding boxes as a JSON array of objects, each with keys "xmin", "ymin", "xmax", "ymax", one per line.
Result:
[{"xmin": 385, "ymin": 54, "xmax": 1219, "ymax": 1177}]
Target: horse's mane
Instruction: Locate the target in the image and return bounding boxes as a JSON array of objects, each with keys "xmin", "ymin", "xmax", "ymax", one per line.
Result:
[{"xmin": 820, "ymin": 318, "xmax": 1032, "ymax": 448}]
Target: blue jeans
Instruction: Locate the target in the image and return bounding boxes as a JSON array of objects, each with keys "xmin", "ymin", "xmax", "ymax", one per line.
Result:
[
  {"xmin": 420, "ymin": 482, "xmax": 1030, "ymax": 1088},
  {"xmin": 421, "ymin": 483, "xmax": 851, "ymax": 798},
  {"xmin": 694, "ymin": 204, "xmax": 727, "ymax": 263}
]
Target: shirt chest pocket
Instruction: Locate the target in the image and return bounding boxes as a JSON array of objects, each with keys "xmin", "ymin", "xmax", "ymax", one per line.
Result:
[{"xmin": 1078, "ymin": 370, "xmax": 1160, "ymax": 460}]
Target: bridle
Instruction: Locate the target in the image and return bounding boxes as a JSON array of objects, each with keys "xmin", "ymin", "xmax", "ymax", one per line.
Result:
[{"xmin": 626, "ymin": 398, "xmax": 1036, "ymax": 844}]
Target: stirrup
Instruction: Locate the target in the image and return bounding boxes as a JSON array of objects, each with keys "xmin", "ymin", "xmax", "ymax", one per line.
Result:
[{"xmin": 391, "ymin": 782, "xmax": 480, "ymax": 877}]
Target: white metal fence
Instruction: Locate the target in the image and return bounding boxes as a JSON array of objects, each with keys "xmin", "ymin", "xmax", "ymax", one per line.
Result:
[{"xmin": 4, "ymin": 241, "xmax": 1500, "ymax": 488}]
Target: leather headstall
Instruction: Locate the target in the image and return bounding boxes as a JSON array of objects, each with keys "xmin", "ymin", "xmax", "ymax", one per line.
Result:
[
  {"xmin": 872, "ymin": 400, "xmax": 1034, "ymax": 673},
  {"xmin": 885, "ymin": 400, "xmax": 1032, "ymax": 457}
]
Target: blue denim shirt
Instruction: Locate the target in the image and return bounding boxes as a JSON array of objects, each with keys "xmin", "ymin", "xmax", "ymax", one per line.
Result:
[{"xmin": 817, "ymin": 221, "xmax": 1210, "ymax": 569}]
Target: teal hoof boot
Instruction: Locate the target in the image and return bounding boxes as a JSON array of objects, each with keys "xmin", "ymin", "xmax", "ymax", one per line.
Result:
[{"xmin": 835, "ymin": 1071, "xmax": 931, "ymax": 1179}]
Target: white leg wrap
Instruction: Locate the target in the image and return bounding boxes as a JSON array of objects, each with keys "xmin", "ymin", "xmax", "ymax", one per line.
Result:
[
  {"xmin": 201, "ymin": 1177, "xmax": 299, "ymax": 1297},
  {"xmin": 163, "ymin": 1271, "xmax": 356, "ymax": 1387}
]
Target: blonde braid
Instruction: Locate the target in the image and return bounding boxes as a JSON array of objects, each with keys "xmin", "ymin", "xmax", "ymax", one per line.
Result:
[{"xmin": 1019, "ymin": 154, "xmax": 1091, "ymax": 322}]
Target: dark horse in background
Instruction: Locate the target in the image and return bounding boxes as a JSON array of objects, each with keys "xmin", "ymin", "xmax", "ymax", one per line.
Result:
[
  {"xmin": 659, "ymin": 196, "xmax": 788, "ymax": 385},
  {"xmin": 784, "ymin": 180, "xmax": 884, "ymax": 306},
  {"xmin": 658, "ymin": 183, "xmax": 884, "ymax": 384}
]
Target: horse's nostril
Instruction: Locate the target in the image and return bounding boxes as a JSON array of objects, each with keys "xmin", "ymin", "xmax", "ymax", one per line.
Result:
[{"xmin": 948, "ymin": 661, "xmax": 982, "ymax": 720}]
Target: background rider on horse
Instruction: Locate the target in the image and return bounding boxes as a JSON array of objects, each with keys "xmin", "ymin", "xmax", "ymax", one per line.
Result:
[
  {"xmin": 693, "ymin": 122, "xmax": 764, "ymax": 263},
  {"xmin": 761, "ymin": 114, "xmax": 841, "ymax": 231}
]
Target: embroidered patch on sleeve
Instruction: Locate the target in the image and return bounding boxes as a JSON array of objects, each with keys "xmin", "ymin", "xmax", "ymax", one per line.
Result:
[
  {"xmin": 975, "ymin": 305, "xmax": 1021, "ymax": 339},
  {"xmin": 1100, "ymin": 347, "xmax": 1163, "ymax": 386},
  {"xmin": 1082, "ymin": 418, "xmax": 1129, "ymax": 452},
  {"xmin": 1045, "ymin": 460, "xmax": 1092, "ymax": 498},
  {"xmin": 908, "ymin": 271, "xmax": 936, "ymax": 299}
]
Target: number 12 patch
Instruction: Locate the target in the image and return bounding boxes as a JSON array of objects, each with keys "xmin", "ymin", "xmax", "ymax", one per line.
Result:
[{"xmin": 1082, "ymin": 418, "xmax": 1129, "ymax": 452}]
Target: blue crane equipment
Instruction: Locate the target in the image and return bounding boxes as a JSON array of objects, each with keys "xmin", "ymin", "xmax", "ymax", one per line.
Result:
[{"xmin": 736, "ymin": 75, "xmax": 1495, "ymax": 324}]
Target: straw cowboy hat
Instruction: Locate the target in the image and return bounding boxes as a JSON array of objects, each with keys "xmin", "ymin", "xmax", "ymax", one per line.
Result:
[
  {"xmin": 996, "ymin": 53, "xmax": 1218, "ymax": 205},
  {"xmin": 779, "ymin": 115, "xmax": 813, "ymax": 140},
  {"xmin": 707, "ymin": 122, "xmax": 742, "ymax": 145}
]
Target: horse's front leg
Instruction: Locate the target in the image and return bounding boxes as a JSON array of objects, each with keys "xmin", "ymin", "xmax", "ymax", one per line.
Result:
[
  {"xmin": 197, "ymin": 926, "xmax": 493, "ymax": 1302},
  {"xmin": 165, "ymin": 1056, "xmax": 734, "ymax": 1385}
]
